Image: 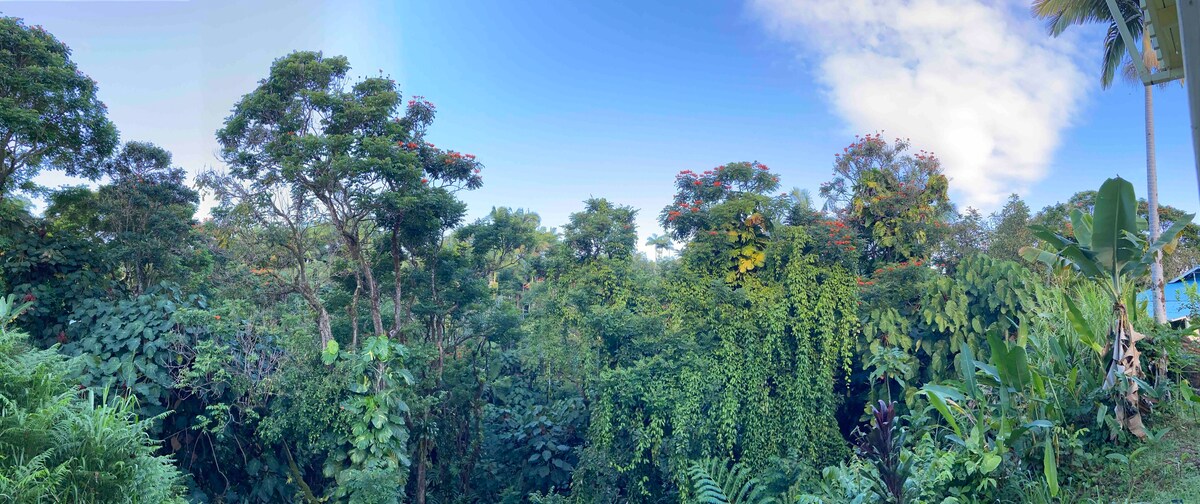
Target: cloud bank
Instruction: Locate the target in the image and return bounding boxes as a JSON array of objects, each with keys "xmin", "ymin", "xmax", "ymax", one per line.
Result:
[{"xmin": 750, "ymin": 0, "xmax": 1086, "ymax": 209}]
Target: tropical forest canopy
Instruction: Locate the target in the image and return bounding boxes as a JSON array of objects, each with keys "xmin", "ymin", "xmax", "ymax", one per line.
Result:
[{"xmin": 7, "ymin": 16, "xmax": 1200, "ymax": 504}]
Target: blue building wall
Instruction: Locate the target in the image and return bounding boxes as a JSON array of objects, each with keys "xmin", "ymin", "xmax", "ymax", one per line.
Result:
[{"xmin": 1138, "ymin": 280, "xmax": 1199, "ymax": 321}]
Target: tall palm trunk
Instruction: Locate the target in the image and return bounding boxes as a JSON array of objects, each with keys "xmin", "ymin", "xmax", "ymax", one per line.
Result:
[{"xmin": 1145, "ymin": 65, "xmax": 1167, "ymax": 325}]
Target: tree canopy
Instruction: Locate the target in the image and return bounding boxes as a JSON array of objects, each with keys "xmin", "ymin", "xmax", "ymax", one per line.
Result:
[{"xmin": 0, "ymin": 17, "xmax": 118, "ymax": 198}]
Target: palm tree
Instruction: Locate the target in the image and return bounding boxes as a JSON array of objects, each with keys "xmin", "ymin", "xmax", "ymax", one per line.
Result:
[
  {"xmin": 1033, "ymin": 0, "xmax": 1169, "ymax": 323},
  {"xmin": 645, "ymin": 233, "xmax": 673, "ymax": 262}
]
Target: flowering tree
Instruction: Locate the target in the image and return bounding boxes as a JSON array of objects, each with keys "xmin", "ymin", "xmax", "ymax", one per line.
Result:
[
  {"xmin": 820, "ymin": 134, "xmax": 952, "ymax": 265},
  {"xmin": 218, "ymin": 52, "xmax": 482, "ymax": 339},
  {"xmin": 659, "ymin": 161, "xmax": 787, "ymax": 282}
]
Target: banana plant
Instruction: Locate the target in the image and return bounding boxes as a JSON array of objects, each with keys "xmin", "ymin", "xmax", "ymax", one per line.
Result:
[{"xmin": 1020, "ymin": 177, "xmax": 1193, "ymax": 438}]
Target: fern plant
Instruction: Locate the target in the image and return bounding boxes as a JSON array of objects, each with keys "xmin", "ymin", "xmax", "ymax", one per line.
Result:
[
  {"xmin": 687, "ymin": 458, "xmax": 776, "ymax": 504},
  {"xmin": 0, "ymin": 294, "xmax": 185, "ymax": 503}
]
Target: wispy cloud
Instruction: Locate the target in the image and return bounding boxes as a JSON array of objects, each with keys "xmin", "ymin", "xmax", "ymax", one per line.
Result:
[{"xmin": 749, "ymin": 0, "xmax": 1087, "ymax": 209}]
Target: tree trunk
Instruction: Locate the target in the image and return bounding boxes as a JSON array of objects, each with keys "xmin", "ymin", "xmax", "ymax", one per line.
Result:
[
  {"xmin": 391, "ymin": 229, "xmax": 405, "ymax": 340},
  {"xmin": 1104, "ymin": 303, "xmax": 1148, "ymax": 439},
  {"xmin": 344, "ymin": 237, "xmax": 385, "ymax": 337},
  {"xmin": 318, "ymin": 195, "xmax": 385, "ymax": 337},
  {"xmin": 414, "ymin": 436, "xmax": 429, "ymax": 504},
  {"xmin": 350, "ymin": 271, "xmax": 362, "ymax": 350},
  {"xmin": 1146, "ymin": 85, "xmax": 1167, "ymax": 324},
  {"xmin": 299, "ymin": 287, "xmax": 334, "ymax": 350}
]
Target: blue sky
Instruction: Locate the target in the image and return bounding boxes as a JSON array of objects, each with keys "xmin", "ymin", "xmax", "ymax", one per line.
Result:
[{"xmin": 4, "ymin": 0, "xmax": 1198, "ymax": 253}]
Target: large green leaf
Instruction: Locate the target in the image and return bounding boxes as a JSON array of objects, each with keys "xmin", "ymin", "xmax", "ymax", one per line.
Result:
[
  {"xmin": 1029, "ymin": 225, "xmax": 1074, "ymax": 251},
  {"xmin": 1044, "ymin": 437, "xmax": 1060, "ymax": 497},
  {"xmin": 1064, "ymin": 295, "xmax": 1103, "ymax": 355},
  {"xmin": 1020, "ymin": 245, "xmax": 1066, "ymax": 268},
  {"xmin": 1091, "ymin": 177, "xmax": 1138, "ymax": 280},
  {"xmin": 1069, "ymin": 209, "xmax": 1093, "ymax": 248},
  {"xmin": 1141, "ymin": 213, "xmax": 1196, "ymax": 265},
  {"xmin": 923, "ymin": 385, "xmax": 964, "ymax": 438},
  {"xmin": 321, "ymin": 340, "xmax": 340, "ymax": 365},
  {"xmin": 1056, "ymin": 244, "xmax": 1103, "ymax": 279},
  {"xmin": 958, "ymin": 341, "xmax": 977, "ymax": 398}
]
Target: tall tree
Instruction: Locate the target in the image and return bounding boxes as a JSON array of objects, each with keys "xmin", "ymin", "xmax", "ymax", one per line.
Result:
[
  {"xmin": 989, "ymin": 194, "xmax": 1033, "ymax": 263},
  {"xmin": 219, "ymin": 52, "xmax": 482, "ymax": 341},
  {"xmin": 938, "ymin": 207, "xmax": 988, "ymax": 271},
  {"xmin": 219, "ymin": 51, "xmax": 387, "ymax": 338},
  {"xmin": 564, "ymin": 198, "xmax": 639, "ymax": 262},
  {"xmin": 0, "ymin": 17, "xmax": 118, "ymax": 199},
  {"xmin": 198, "ymin": 168, "xmax": 337, "ymax": 348},
  {"xmin": 66, "ymin": 142, "xmax": 199, "ymax": 294},
  {"xmin": 644, "ymin": 233, "xmax": 673, "ymax": 261},
  {"xmin": 1033, "ymin": 0, "xmax": 1169, "ymax": 323},
  {"xmin": 457, "ymin": 207, "xmax": 542, "ymax": 289}
]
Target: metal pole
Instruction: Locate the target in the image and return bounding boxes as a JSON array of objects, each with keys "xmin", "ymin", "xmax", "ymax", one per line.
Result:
[{"xmin": 1179, "ymin": 0, "xmax": 1200, "ymax": 205}]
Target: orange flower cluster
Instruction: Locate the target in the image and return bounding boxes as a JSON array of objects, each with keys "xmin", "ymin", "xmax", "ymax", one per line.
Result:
[
  {"xmin": 407, "ymin": 95, "xmax": 436, "ymax": 111},
  {"xmin": 823, "ymin": 220, "xmax": 855, "ymax": 252},
  {"xmin": 841, "ymin": 133, "xmax": 887, "ymax": 155}
]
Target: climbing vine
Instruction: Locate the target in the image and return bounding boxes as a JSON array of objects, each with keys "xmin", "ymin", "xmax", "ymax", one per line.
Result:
[{"xmin": 583, "ymin": 226, "xmax": 857, "ymax": 500}]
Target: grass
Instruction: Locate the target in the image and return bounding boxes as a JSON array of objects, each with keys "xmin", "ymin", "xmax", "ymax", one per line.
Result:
[{"xmin": 1062, "ymin": 408, "xmax": 1200, "ymax": 503}]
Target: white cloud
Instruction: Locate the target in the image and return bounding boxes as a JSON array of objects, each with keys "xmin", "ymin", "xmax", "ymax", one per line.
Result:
[{"xmin": 749, "ymin": 0, "xmax": 1087, "ymax": 209}]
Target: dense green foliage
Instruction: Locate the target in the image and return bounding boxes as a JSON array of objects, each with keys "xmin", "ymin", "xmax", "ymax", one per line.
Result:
[{"xmin": 6, "ymin": 18, "xmax": 1200, "ymax": 504}]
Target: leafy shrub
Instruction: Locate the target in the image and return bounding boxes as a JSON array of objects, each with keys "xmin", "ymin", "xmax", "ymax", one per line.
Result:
[{"xmin": 63, "ymin": 287, "xmax": 186, "ymax": 418}]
